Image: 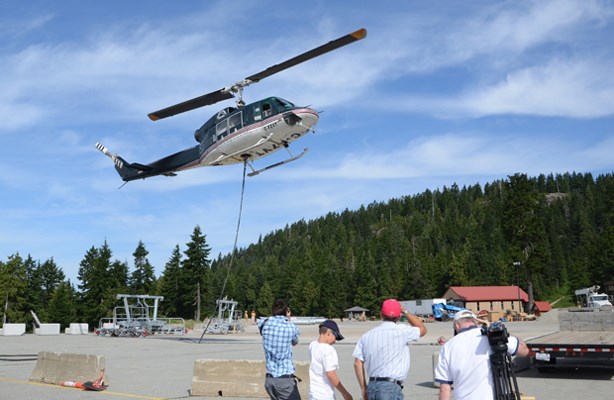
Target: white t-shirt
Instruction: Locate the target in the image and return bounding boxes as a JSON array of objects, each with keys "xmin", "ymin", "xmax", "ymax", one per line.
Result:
[
  {"xmin": 435, "ymin": 326, "xmax": 520, "ymax": 400},
  {"xmin": 309, "ymin": 340, "xmax": 339, "ymax": 400}
]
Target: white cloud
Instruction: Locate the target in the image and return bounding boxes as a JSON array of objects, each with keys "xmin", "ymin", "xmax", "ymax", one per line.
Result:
[
  {"xmin": 462, "ymin": 59, "xmax": 614, "ymax": 117},
  {"xmin": 278, "ymin": 131, "xmax": 614, "ymax": 181}
]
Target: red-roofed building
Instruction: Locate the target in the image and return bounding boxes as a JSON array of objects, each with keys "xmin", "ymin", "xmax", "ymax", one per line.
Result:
[
  {"xmin": 532, "ymin": 301, "xmax": 552, "ymax": 316},
  {"xmin": 442, "ymin": 286, "xmax": 528, "ymax": 314}
]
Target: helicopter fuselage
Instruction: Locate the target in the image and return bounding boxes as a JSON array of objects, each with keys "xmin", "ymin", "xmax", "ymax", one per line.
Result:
[
  {"xmin": 95, "ymin": 96, "xmax": 318, "ymax": 182},
  {"xmin": 193, "ymin": 96, "xmax": 318, "ymax": 169}
]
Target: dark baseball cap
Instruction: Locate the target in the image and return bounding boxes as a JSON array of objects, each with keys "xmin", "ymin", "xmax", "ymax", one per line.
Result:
[{"xmin": 320, "ymin": 319, "xmax": 344, "ymax": 341}]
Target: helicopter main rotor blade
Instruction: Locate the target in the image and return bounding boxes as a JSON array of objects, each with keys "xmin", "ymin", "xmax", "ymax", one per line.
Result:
[
  {"xmin": 147, "ymin": 28, "xmax": 367, "ymax": 121},
  {"xmin": 245, "ymin": 28, "xmax": 367, "ymax": 83},
  {"xmin": 148, "ymin": 89, "xmax": 234, "ymax": 121}
]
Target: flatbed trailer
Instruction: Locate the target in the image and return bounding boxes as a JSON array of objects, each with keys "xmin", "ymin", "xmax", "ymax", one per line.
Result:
[{"xmin": 526, "ymin": 308, "xmax": 614, "ymax": 371}]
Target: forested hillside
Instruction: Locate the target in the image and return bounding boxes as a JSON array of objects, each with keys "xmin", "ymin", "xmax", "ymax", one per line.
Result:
[
  {"xmin": 210, "ymin": 172, "xmax": 614, "ymax": 317},
  {"xmin": 2, "ymin": 172, "xmax": 613, "ymax": 329}
]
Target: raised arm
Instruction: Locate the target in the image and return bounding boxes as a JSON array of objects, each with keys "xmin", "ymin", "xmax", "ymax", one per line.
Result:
[{"xmin": 400, "ymin": 307, "xmax": 427, "ymax": 337}]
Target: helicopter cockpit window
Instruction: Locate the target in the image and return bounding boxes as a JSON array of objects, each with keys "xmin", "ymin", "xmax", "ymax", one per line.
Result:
[
  {"xmin": 216, "ymin": 119, "xmax": 228, "ymax": 139},
  {"xmin": 274, "ymin": 98, "xmax": 294, "ymax": 109},
  {"xmin": 207, "ymin": 126, "xmax": 216, "ymax": 144},
  {"xmin": 228, "ymin": 112, "xmax": 242, "ymax": 134},
  {"xmin": 262, "ymin": 103, "xmax": 272, "ymax": 118}
]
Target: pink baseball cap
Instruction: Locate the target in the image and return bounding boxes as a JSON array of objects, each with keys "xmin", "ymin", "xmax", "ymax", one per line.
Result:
[{"xmin": 381, "ymin": 299, "xmax": 401, "ymax": 317}]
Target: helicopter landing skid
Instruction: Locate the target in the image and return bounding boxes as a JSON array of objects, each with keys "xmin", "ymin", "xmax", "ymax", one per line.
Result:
[{"xmin": 247, "ymin": 148, "xmax": 309, "ymax": 177}]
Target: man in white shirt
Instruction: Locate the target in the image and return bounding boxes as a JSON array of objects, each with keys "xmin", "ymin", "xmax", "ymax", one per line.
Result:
[
  {"xmin": 353, "ymin": 299, "xmax": 427, "ymax": 400},
  {"xmin": 309, "ymin": 320, "xmax": 352, "ymax": 400},
  {"xmin": 435, "ymin": 310, "xmax": 529, "ymax": 400}
]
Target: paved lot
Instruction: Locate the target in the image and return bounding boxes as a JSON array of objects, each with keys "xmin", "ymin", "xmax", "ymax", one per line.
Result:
[{"xmin": 1, "ymin": 310, "xmax": 612, "ymax": 399}]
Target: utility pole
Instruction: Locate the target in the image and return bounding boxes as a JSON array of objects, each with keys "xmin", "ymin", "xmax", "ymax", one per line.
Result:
[
  {"xmin": 513, "ymin": 261, "xmax": 521, "ymax": 312},
  {"xmin": 195, "ymin": 282, "xmax": 201, "ymax": 321},
  {"xmin": 3, "ymin": 295, "xmax": 8, "ymax": 325}
]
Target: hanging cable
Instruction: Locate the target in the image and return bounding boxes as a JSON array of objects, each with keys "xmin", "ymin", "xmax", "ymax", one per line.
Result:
[{"xmin": 199, "ymin": 161, "xmax": 248, "ymax": 343}]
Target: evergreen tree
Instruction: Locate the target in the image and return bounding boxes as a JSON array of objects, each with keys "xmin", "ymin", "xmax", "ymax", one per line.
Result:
[
  {"xmin": 502, "ymin": 173, "xmax": 543, "ymax": 310},
  {"xmin": 47, "ymin": 280, "xmax": 77, "ymax": 330},
  {"xmin": 156, "ymin": 245, "xmax": 183, "ymax": 317},
  {"xmin": 24, "ymin": 255, "xmax": 45, "ymax": 324},
  {"xmin": 181, "ymin": 226, "xmax": 212, "ymax": 320},
  {"xmin": 39, "ymin": 258, "xmax": 66, "ymax": 306},
  {"xmin": 129, "ymin": 241, "xmax": 156, "ymax": 294},
  {"xmin": 256, "ymin": 281, "xmax": 274, "ymax": 316},
  {"xmin": 0, "ymin": 253, "xmax": 28, "ymax": 324},
  {"xmin": 77, "ymin": 242, "xmax": 125, "ymax": 328},
  {"xmin": 23, "ymin": 256, "xmax": 65, "ymax": 325},
  {"xmin": 5, "ymin": 171, "xmax": 614, "ymax": 318}
]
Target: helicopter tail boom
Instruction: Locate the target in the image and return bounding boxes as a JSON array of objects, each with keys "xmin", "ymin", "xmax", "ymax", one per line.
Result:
[{"xmin": 95, "ymin": 143, "xmax": 153, "ymax": 182}]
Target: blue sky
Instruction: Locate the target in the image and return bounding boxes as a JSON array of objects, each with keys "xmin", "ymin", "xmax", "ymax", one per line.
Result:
[{"xmin": 2, "ymin": 1, "xmax": 613, "ymax": 282}]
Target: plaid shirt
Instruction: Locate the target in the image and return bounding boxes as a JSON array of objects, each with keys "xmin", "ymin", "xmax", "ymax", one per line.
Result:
[{"xmin": 260, "ymin": 316, "xmax": 300, "ymax": 377}]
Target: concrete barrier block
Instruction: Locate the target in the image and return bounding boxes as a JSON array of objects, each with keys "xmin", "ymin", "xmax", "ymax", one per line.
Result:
[
  {"xmin": 1, "ymin": 323, "xmax": 26, "ymax": 336},
  {"xmin": 191, "ymin": 359, "xmax": 309, "ymax": 398},
  {"xmin": 560, "ymin": 309, "xmax": 614, "ymax": 332},
  {"xmin": 35, "ymin": 323, "xmax": 61, "ymax": 335},
  {"xmin": 66, "ymin": 323, "xmax": 89, "ymax": 335},
  {"xmin": 29, "ymin": 351, "xmax": 105, "ymax": 385}
]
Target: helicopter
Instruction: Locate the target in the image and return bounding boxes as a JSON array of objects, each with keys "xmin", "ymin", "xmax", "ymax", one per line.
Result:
[{"xmin": 96, "ymin": 28, "xmax": 367, "ymax": 182}]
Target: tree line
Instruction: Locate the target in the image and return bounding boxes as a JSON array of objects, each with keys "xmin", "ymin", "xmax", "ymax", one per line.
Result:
[{"xmin": 1, "ymin": 172, "xmax": 613, "ymax": 330}]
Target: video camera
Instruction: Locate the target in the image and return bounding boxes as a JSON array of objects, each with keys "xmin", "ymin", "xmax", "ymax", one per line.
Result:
[
  {"xmin": 481, "ymin": 321, "xmax": 510, "ymax": 347},
  {"xmin": 482, "ymin": 322, "xmax": 520, "ymax": 399}
]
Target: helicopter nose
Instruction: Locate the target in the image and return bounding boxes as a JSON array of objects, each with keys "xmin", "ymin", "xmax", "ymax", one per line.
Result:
[{"xmin": 301, "ymin": 110, "xmax": 319, "ymax": 128}]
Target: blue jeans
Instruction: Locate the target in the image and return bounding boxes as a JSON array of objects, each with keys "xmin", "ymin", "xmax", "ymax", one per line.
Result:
[{"xmin": 367, "ymin": 381, "xmax": 404, "ymax": 400}]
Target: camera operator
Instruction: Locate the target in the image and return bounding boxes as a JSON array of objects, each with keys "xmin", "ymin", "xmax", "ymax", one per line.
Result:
[{"xmin": 434, "ymin": 310, "xmax": 529, "ymax": 400}]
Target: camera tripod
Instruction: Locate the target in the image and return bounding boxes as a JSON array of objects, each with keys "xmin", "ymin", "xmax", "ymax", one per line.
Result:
[{"xmin": 489, "ymin": 342, "xmax": 521, "ymax": 400}]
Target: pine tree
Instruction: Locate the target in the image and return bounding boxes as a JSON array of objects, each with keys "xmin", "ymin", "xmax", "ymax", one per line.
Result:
[
  {"xmin": 181, "ymin": 226, "xmax": 212, "ymax": 321},
  {"xmin": 156, "ymin": 245, "xmax": 183, "ymax": 317},
  {"xmin": 39, "ymin": 258, "xmax": 66, "ymax": 305},
  {"xmin": 0, "ymin": 253, "xmax": 28, "ymax": 324},
  {"xmin": 47, "ymin": 280, "xmax": 77, "ymax": 330},
  {"xmin": 24, "ymin": 255, "xmax": 45, "ymax": 323},
  {"xmin": 502, "ymin": 173, "xmax": 543, "ymax": 311},
  {"xmin": 256, "ymin": 281, "xmax": 274, "ymax": 316},
  {"xmin": 77, "ymin": 242, "xmax": 126, "ymax": 329},
  {"xmin": 129, "ymin": 241, "xmax": 156, "ymax": 294}
]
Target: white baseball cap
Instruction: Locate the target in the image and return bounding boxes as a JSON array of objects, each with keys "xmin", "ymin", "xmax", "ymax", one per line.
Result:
[{"xmin": 454, "ymin": 310, "xmax": 476, "ymax": 321}]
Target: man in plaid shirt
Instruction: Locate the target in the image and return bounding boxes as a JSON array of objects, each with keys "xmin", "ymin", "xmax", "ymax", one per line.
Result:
[{"xmin": 260, "ymin": 299, "xmax": 301, "ymax": 400}]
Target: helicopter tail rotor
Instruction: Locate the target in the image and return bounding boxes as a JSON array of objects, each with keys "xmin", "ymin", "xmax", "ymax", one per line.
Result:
[
  {"xmin": 95, "ymin": 143, "xmax": 125, "ymax": 169},
  {"xmin": 96, "ymin": 143, "xmax": 151, "ymax": 182}
]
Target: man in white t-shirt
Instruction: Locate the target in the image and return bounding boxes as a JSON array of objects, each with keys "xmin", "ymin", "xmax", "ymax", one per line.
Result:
[
  {"xmin": 435, "ymin": 310, "xmax": 529, "ymax": 400},
  {"xmin": 308, "ymin": 320, "xmax": 352, "ymax": 400}
]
